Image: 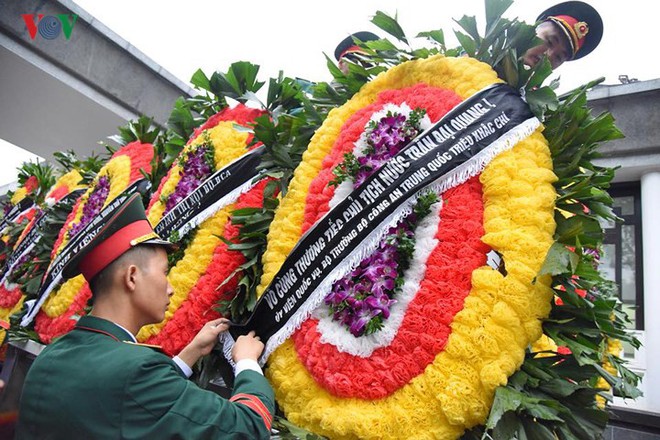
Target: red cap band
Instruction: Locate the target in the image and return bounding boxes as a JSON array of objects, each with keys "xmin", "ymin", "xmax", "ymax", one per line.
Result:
[
  {"xmin": 548, "ymin": 14, "xmax": 589, "ymax": 57},
  {"xmin": 79, "ymin": 220, "xmax": 154, "ymax": 281},
  {"xmin": 339, "ymin": 45, "xmax": 365, "ymax": 61}
]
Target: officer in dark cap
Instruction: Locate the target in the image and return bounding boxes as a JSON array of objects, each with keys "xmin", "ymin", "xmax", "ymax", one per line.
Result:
[
  {"xmin": 16, "ymin": 193, "xmax": 274, "ymax": 439},
  {"xmin": 523, "ymin": 1, "xmax": 603, "ymax": 69},
  {"xmin": 334, "ymin": 31, "xmax": 379, "ymax": 74}
]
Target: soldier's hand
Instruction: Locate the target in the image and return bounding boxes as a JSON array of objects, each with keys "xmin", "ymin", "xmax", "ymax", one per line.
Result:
[
  {"xmin": 195, "ymin": 318, "xmax": 230, "ymax": 354},
  {"xmin": 232, "ymin": 331, "xmax": 264, "ymax": 363},
  {"xmin": 178, "ymin": 318, "xmax": 229, "ymax": 367}
]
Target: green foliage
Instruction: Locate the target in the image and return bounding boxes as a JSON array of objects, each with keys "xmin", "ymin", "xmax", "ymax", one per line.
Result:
[
  {"xmin": 464, "ymin": 355, "xmax": 610, "ymax": 440},
  {"xmin": 167, "ymin": 96, "xmax": 199, "ymax": 142},
  {"xmin": 161, "ymin": 61, "xmax": 271, "ymax": 181},
  {"xmin": 201, "ymin": 70, "xmax": 313, "ymax": 323},
  {"xmin": 191, "ymin": 344, "xmax": 235, "ymax": 391},
  {"xmin": 329, "ymin": 152, "xmax": 360, "ymax": 187},
  {"xmin": 417, "ymin": 29, "xmax": 446, "ymax": 49},
  {"xmin": 314, "ymin": 4, "xmax": 558, "ymax": 120},
  {"xmin": 107, "ymin": 115, "xmax": 161, "ymax": 146},
  {"xmin": 476, "ymin": 82, "xmax": 641, "ymax": 439},
  {"xmin": 7, "ymin": 308, "xmax": 41, "ymax": 344},
  {"xmin": 159, "ymin": 65, "xmax": 269, "ymax": 199},
  {"xmin": 251, "ymin": 78, "xmax": 316, "ymax": 196},
  {"xmin": 162, "ymin": 96, "xmax": 197, "ymax": 170},
  {"xmin": 216, "ymin": 180, "xmax": 279, "ymax": 321},
  {"xmin": 53, "ymin": 150, "xmax": 105, "ymax": 184},
  {"xmin": 371, "ymin": 11, "xmax": 408, "ymax": 45},
  {"xmin": 189, "ymin": 61, "xmax": 265, "ymax": 119},
  {"xmin": 543, "ymin": 81, "xmax": 624, "ymax": 252},
  {"xmin": 451, "ymin": 0, "xmax": 560, "ymax": 119},
  {"xmin": 9, "ymin": 161, "xmax": 57, "ymax": 206},
  {"xmin": 538, "ymin": 242, "xmax": 579, "ymax": 276},
  {"xmin": 265, "ymin": 72, "xmax": 308, "ymax": 114},
  {"xmin": 166, "ymin": 230, "xmax": 194, "ymax": 269},
  {"xmin": 272, "ymin": 416, "xmax": 327, "ymax": 440}
]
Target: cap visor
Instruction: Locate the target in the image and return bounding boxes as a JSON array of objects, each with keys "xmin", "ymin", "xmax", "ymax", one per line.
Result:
[{"xmin": 141, "ymin": 237, "xmax": 179, "ymax": 252}]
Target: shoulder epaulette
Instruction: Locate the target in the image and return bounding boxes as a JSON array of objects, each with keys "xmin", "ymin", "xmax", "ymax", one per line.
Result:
[{"xmin": 123, "ymin": 341, "xmax": 164, "ymax": 351}]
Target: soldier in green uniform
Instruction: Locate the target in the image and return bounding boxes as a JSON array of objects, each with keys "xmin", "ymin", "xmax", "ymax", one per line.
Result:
[
  {"xmin": 523, "ymin": 1, "xmax": 603, "ymax": 69},
  {"xmin": 16, "ymin": 193, "xmax": 275, "ymax": 439}
]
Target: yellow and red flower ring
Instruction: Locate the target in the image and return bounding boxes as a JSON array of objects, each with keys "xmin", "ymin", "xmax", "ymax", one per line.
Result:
[
  {"xmin": 0, "ymin": 170, "xmax": 84, "ymax": 344},
  {"xmin": 136, "ymin": 104, "xmax": 271, "ymax": 356},
  {"xmin": 260, "ymin": 55, "xmax": 557, "ymax": 439},
  {"xmin": 32, "ymin": 142, "xmax": 153, "ymax": 343}
]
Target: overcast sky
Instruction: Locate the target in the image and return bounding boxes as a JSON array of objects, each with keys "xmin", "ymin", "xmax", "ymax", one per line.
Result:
[
  {"xmin": 71, "ymin": 0, "xmax": 657, "ymax": 91},
  {"xmin": 2, "ymin": 0, "xmax": 658, "ymax": 186}
]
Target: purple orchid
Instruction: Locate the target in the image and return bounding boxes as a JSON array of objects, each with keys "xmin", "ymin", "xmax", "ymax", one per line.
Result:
[
  {"xmin": 349, "ymin": 305, "xmax": 381, "ymax": 337},
  {"xmin": 325, "ymin": 279, "xmax": 353, "ymax": 306},
  {"xmin": 69, "ymin": 175, "xmax": 110, "ymax": 238},
  {"xmin": 164, "ymin": 145, "xmax": 214, "ymax": 216},
  {"xmin": 324, "ymin": 108, "xmax": 429, "ymax": 337},
  {"xmin": 324, "ymin": 214, "xmax": 416, "ymax": 337},
  {"xmin": 365, "ymin": 291, "xmax": 396, "ymax": 319},
  {"xmin": 371, "ymin": 276, "xmax": 396, "ymax": 298},
  {"xmin": 332, "ymin": 108, "xmax": 425, "ymax": 189}
]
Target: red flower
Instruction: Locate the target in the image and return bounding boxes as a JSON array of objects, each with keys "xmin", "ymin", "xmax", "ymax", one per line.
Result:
[
  {"xmin": 290, "ymin": 85, "xmax": 496, "ymax": 399},
  {"xmin": 557, "ymin": 345, "xmax": 572, "ymax": 355},
  {"xmin": 294, "ymin": 179, "xmax": 487, "ymax": 399},
  {"xmin": 112, "ymin": 141, "xmax": 154, "ymax": 183},
  {"xmin": 47, "ymin": 185, "xmax": 69, "ymax": 202},
  {"xmin": 34, "ymin": 284, "xmax": 92, "ymax": 344},
  {"xmin": 145, "ymin": 179, "xmax": 271, "ymax": 356},
  {"xmin": 0, "ymin": 284, "xmax": 23, "ymax": 309},
  {"xmin": 188, "ymin": 104, "xmax": 265, "ymax": 145},
  {"xmin": 15, "ymin": 210, "xmax": 38, "ymax": 246},
  {"xmin": 23, "ymin": 176, "xmax": 38, "ymax": 193},
  {"xmin": 15, "ymin": 207, "xmax": 36, "ymax": 224},
  {"xmin": 35, "ymin": 142, "xmax": 153, "ymax": 343}
]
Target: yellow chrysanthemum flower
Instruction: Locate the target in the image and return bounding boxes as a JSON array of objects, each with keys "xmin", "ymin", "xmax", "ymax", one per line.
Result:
[{"xmin": 138, "ymin": 121, "xmax": 250, "ymax": 340}]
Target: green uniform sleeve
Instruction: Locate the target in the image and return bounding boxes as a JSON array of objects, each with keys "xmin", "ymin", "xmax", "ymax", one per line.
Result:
[{"xmin": 122, "ymin": 352, "xmax": 275, "ymax": 439}]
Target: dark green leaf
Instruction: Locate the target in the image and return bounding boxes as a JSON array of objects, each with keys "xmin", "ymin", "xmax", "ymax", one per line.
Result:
[
  {"xmin": 485, "ymin": 0, "xmax": 513, "ymax": 35},
  {"xmin": 371, "ymin": 11, "xmax": 408, "ymax": 44},
  {"xmin": 538, "ymin": 242, "xmax": 579, "ymax": 276},
  {"xmin": 454, "ymin": 15, "xmax": 480, "ymax": 41},
  {"xmin": 526, "ymin": 86, "xmax": 558, "ymax": 120},
  {"xmin": 522, "ymin": 418, "xmax": 557, "ymax": 440},
  {"xmin": 485, "ymin": 387, "xmax": 524, "ymax": 429},
  {"xmin": 190, "ymin": 69, "xmax": 211, "ymax": 91},
  {"xmin": 492, "ymin": 411, "xmax": 519, "ymax": 440},
  {"xmin": 416, "ymin": 30, "xmax": 445, "ymax": 46},
  {"xmin": 454, "ymin": 31, "xmax": 477, "ymax": 56}
]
